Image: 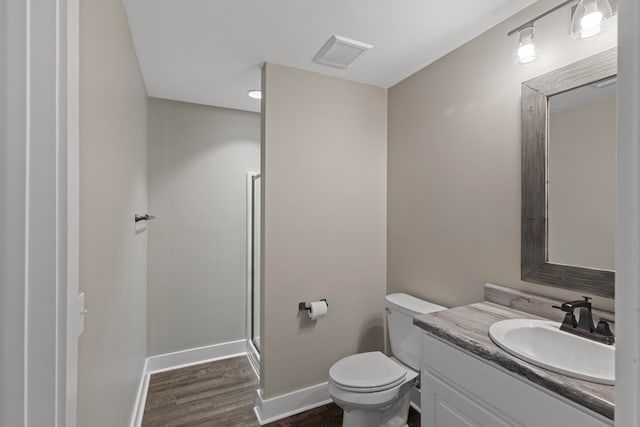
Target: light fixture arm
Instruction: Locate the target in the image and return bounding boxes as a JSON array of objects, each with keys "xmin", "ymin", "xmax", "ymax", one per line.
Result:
[{"xmin": 507, "ymin": 0, "xmax": 577, "ymax": 36}]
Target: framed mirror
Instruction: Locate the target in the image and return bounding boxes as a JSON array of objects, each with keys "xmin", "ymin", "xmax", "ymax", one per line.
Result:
[{"xmin": 521, "ymin": 48, "xmax": 616, "ymax": 298}]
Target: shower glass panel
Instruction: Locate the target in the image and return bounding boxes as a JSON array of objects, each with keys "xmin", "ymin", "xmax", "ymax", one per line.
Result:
[{"xmin": 251, "ymin": 174, "xmax": 261, "ymax": 352}]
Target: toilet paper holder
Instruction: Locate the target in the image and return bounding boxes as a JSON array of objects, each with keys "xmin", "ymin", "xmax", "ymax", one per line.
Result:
[{"xmin": 298, "ymin": 299, "xmax": 328, "ymax": 312}]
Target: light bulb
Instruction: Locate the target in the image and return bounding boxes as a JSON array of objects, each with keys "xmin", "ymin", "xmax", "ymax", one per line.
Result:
[
  {"xmin": 518, "ymin": 36, "xmax": 537, "ymax": 63},
  {"xmin": 581, "ymin": 1, "xmax": 603, "ymax": 35},
  {"xmin": 514, "ymin": 26, "xmax": 540, "ymax": 65},
  {"xmin": 579, "ymin": 23, "xmax": 602, "ymax": 39},
  {"xmin": 571, "ymin": 0, "xmax": 612, "ymax": 39}
]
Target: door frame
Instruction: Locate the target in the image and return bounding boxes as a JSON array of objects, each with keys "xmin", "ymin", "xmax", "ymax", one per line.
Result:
[
  {"xmin": 0, "ymin": 0, "xmax": 79, "ymax": 425},
  {"xmin": 246, "ymin": 172, "xmax": 261, "ymax": 377},
  {"xmin": 615, "ymin": 0, "xmax": 640, "ymax": 424}
]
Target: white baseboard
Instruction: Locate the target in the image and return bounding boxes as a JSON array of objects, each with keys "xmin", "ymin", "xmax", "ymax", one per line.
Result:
[
  {"xmin": 129, "ymin": 339, "xmax": 248, "ymax": 427},
  {"xmin": 146, "ymin": 339, "xmax": 246, "ymax": 373},
  {"xmin": 253, "ymin": 382, "xmax": 332, "ymax": 425},
  {"xmin": 130, "ymin": 358, "xmax": 149, "ymax": 427},
  {"xmin": 246, "ymin": 340, "xmax": 261, "ymax": 380}
]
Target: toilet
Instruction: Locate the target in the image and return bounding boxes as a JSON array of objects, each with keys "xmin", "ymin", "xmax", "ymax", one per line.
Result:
[{"xmin": 328, "ymin": 293, "xmax": 445, "ymax": 427}]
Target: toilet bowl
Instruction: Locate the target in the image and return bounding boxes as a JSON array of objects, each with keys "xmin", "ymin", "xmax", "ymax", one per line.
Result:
[
  {"xmin": 328, "ymin": 293, "xmax": 445, "ymax": 427},
  {"xmin": 329, "ymin": 351, "xmax": 418, "ymax": 427}
]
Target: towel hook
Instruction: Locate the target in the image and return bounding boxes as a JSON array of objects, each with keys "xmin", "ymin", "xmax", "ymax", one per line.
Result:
[{"xmin": 135, "ymin": 214, "xmax": 156, "ymax": 223}]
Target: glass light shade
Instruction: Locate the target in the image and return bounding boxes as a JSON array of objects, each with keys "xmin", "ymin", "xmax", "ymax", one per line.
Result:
[
  {"xmin": 570, "ymin": 0, "xmax": 613, "ymax": 39},
  {"xmin": 514, "ymin": 26, "xmax": 541, "ymax": 65}
]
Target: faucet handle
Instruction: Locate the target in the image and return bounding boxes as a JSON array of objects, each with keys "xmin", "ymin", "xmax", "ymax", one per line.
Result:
[
  {"xmin": 582, "ymin": 296, "xmax": 593, "ymax": 304},
  {"xmin": 595, "ymin": 320, "xmax": 615, "ymax": 344},
  {"xmin": 552, "ymin": 304, "xmax": 578, "ymax": 328},
  {"xmin": 552, "ymin": 304, "xmax": 572, "ymax": 313},
  {"xmin": 564, "ymin": 312, "xmax": 578, "ymax": 328}
]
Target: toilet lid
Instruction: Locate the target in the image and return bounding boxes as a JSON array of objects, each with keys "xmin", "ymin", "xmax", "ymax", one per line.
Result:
[{"xmin": 329, "ymin": 351, "xmax": 406, "ymax": 392}]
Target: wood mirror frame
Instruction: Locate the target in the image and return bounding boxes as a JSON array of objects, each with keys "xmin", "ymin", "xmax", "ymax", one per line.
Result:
[{"xmin": 521, "ymin": 48, "xmax": 616, "ymax": 298}]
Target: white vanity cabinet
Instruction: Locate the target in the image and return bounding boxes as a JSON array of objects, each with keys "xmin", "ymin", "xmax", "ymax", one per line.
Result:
[{"xmin": 421, "ymin": 333, "xmax": 613, "ymax": 427}]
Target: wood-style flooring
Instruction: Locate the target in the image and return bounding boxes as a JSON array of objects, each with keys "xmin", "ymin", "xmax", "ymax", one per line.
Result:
[{"xmin": 142, "ymin": 355, "xmax": 420, "ymax": 426}]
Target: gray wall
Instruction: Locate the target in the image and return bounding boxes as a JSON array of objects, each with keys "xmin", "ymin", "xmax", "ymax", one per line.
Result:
[
  {"xmin": 147, "ymin": 98, "xmax": 260, "ymax": 355},
  {"xmin": 387, "ymin": 0, "xmax": 617, "ymax": 311},
  {"xmin": 261, "ymin": 63, "xmax": 388, "ymax": 397},
  {"xmin": 78, "ymin": 0, "xmax": 149, "ymax": 425}
]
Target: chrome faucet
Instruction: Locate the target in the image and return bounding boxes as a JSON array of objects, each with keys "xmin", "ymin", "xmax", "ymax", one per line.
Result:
[{"xmin": 553, "ymin": 296, "xmax": 614, "ymax": 345}]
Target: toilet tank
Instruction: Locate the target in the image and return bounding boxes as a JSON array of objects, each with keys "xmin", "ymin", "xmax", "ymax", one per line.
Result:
[{"xmin": 386, "ymin": 293, "xmax": 446, "ymax": 371}]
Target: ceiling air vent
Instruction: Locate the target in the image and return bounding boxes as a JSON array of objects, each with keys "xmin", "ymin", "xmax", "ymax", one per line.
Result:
[{"xmin": 312, "ymin": 35, "xmax": 373, "ymax": 69}]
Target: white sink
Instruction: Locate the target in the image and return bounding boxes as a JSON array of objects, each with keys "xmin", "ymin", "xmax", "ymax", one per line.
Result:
[{"xmin": 488, "ymin": 319, "xmax": 614, "ymax": 385}]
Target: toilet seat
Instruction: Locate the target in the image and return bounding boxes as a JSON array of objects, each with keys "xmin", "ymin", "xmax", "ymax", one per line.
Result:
[{"xmin": 329, "ymin": 351, "xmax": 407, "ymax": 393}]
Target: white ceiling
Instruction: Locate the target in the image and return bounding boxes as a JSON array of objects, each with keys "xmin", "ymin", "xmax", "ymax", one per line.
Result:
[{"xmin": 122, "ymin": 0, "xmax": 537, "ymax": 113}]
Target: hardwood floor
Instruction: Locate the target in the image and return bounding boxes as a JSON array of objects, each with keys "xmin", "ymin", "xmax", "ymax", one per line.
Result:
[
  {"xmin": 264, "ymin": 403, "xmax": 420, "ymax": 427},
  {"xmin": 142, "ymin": 356, "xmax": 259, "ymax": 426},
  {"xmin": 142, "ymin": 355, "xmax": 420, "ymax": 426}
]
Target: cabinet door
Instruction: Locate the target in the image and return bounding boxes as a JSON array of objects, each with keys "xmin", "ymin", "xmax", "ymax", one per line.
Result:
[{"xmin": 422, "ymin": 370, "xmax": 521, "ymax": 427}]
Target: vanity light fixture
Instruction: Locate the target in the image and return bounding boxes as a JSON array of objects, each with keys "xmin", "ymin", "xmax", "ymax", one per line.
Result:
[
  {"xmin": 247, "ymin": 90, "xmax": 262, "ymax": 100},
  {"xmin": 508, "ymin": 0, "xmax": 614, "ymax": 65}
]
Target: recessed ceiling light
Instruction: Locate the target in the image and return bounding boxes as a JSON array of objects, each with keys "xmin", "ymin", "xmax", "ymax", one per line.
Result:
[{"xmin": 248, "ymin": 90, "xmax": 262, "ymax": 100}]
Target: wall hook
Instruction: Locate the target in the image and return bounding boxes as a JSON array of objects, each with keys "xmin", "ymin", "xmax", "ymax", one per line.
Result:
[{"xmin": 135, "ymin": 214, "xmax": 156, "ymax": 223}]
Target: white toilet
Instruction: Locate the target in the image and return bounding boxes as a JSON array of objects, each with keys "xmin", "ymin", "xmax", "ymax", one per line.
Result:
[{"xmin": 328, "ymin": 293, "xmax": 445, "ymax": 427}]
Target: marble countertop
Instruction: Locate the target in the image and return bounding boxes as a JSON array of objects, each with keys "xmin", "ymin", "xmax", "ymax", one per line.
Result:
[{"xmin": 414, "ymin": 299, "xmax": 615, "ymax": 420}]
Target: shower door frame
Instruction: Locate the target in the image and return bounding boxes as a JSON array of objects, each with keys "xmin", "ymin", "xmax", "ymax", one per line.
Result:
[{"xmin": 246, "ymin": 172, "xmax": 261, "ymax": 377}]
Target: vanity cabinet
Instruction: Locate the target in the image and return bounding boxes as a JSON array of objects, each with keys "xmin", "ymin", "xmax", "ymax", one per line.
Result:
[{"xmin": 421, "ymin": 333, "xmax": 612, "ymax": 427}]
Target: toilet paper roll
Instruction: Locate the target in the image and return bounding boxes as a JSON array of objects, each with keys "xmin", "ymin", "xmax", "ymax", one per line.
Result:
[{"xmin": 308, "ymin": 300, "xmax": 328, "ymax": 320}]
